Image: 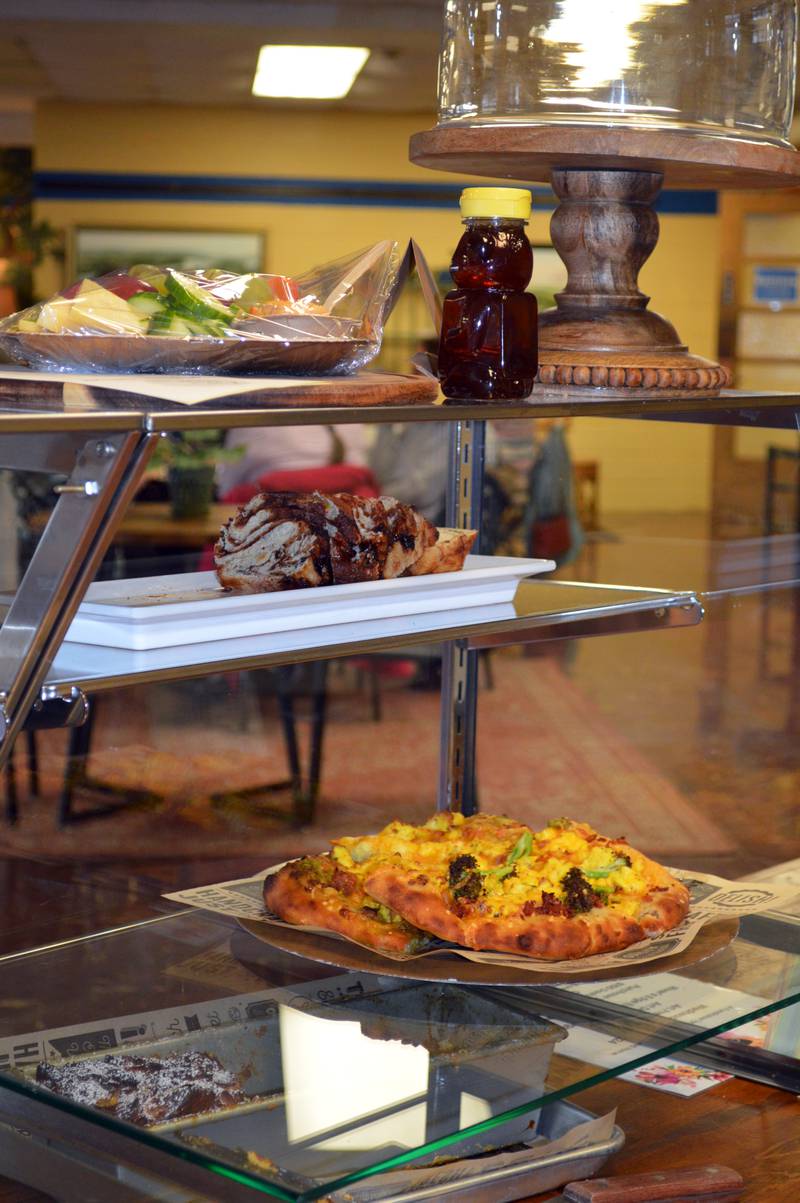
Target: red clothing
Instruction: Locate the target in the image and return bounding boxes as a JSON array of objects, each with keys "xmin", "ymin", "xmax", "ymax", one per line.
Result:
[{"xmin": 222, "ymin": 463, "xmax": 380, "ymax": 506}]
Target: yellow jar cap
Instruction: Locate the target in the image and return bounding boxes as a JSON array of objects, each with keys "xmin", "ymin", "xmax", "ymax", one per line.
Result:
[{"xmin": 460, "ymin": 187, "xmax": 532, "ymax": 220}]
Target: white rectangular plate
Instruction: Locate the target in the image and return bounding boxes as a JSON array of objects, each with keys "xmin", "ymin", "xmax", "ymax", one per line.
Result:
[{"xmin": 64, "ymin": 555, "xmax": 555, "ymax": 650}]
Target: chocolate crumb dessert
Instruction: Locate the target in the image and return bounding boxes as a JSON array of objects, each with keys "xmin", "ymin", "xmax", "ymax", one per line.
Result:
[{"xmin": 35, "ymin": 1049, "xmax": 246, "ymax": 1126}]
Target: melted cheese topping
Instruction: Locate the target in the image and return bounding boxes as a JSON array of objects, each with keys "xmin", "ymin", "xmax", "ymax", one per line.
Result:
[{"xmin": 333, "ymin": 815, "xmax": 659, "ymax": 919}]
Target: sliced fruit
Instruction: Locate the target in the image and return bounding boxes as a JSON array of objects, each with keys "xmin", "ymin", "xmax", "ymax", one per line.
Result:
[
  {"xmin": 36, "ymin": 300, "xmax": 70, "ymax": 332},
  {"xmin": 128, "ymin": 265, "xmax": 169, "ymax": 295},
  {"xmin": 165, "ymin": 316, "xmax": 197, "ymax": 338},
  {"xmin": 148, "ymin": 312, "xmax": 229, "ymax": 338},
  {"xmin": 61, "ymin": 278, "xmax": 91, "ymax": 300},
  {"xmin": 200, "ymin": 320, "xmax": 230, "ymax": 339},
  {"xmin": 148, "ymin": 312, "xmax": 176, "ymax": 335},
  {"xmin": 68, "ymin": 284, "xmax": 150, "ymax": 335},
  {"xmin": 165, "ymin": 272, "xmax": 234, "ymax": 324},
  {"xmin": 128, "ymin": 292, "xmax": 166, "ymax": 316},
  {"xmin": 100, "ymin": 274, "xmax": 157, "ymax": 301}
]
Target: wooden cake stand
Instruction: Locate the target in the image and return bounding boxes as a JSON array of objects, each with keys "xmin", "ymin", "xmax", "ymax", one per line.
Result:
[{"xmin": 410, "ymin": 126, "xmax": 800, "ymax": 395}]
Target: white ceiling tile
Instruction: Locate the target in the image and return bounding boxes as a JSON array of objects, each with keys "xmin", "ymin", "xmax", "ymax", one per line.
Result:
[{"xmin": 0, "ymin": 5, "xmax": 442, "ymax": 115}]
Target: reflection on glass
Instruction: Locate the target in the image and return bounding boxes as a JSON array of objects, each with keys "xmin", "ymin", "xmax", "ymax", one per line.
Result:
[
  {"xmin": 280, "ymin": 1005, "xmax": 429, "ymax": 1152},
  {"xmin": 273, "ymin": 985, "xmax": 566, "ymax": 1171}
]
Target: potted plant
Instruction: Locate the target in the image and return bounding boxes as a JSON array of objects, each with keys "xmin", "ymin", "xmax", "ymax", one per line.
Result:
[
  {"xmin": 153, "ymin": 431, "xmax": 243, "ymax": 520},
  {"xmin": 0, "ymin": 148, "xmax": 63, "ymax": 317}
]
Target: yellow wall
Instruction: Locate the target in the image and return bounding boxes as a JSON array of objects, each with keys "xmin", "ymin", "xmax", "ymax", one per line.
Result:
[
  {"xmin": 568, "ymin": 214, "xmax": 720, "ymax": 514},
  {"xmin": 34, "ymin": 102, "xmax": 721, "ymax": 514}
]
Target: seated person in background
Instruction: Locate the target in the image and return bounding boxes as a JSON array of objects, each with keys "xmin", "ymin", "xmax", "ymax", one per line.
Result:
[
  {"xmin": 368, "ymin": 422, "xmax": 449, "ymax": 525},
  {"xmin": 217, "ymin": 424, "xmax": 367, "ymax": 496}
]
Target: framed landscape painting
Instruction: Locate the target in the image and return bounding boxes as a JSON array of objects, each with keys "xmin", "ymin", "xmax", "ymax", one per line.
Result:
[{"xmin": 70, "ymin": 227, "xmax": 266, "ymax": 278}]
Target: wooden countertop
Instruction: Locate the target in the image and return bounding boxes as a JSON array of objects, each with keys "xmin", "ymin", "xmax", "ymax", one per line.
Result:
[
  {"xmin": 104, "ymin": 501, "xmax": 235, "ymax": 546},
  {"xmin": 29, "ymin": 501, "xmax": 236, "ymax": 547}
]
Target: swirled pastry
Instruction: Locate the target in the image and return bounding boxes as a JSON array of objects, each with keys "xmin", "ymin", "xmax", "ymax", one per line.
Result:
[{"xmin": 214, "ymin": 491, "xmax": 473, "ymax": 594}]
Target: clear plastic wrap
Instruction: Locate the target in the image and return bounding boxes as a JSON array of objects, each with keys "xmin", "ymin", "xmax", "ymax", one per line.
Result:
[{"xmin": 0, "ymin": 241, "xmax": 404, "ymax": 376}]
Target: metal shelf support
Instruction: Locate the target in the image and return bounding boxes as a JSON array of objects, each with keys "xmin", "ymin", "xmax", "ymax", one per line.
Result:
[
  {"xmin": 0, "ymin": 429, "xmax": 159, "ymax": 765},
  {"xmin": 438, "ymin": 419, "xmax": 485, "ymax": 814}
]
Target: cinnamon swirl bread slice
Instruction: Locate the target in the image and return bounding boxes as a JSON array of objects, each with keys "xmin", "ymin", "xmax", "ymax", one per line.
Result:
[
  {"xmin": 214, "ymin": 491, "xmax": 438, "ymax": 593},
  {"xmin": 214, "ymin": 491, "xmax": 330, "ymax": 594}
]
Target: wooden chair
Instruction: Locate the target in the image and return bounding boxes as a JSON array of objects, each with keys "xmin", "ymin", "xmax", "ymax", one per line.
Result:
[{"xmin": 573, "ymin": 460, "xmax": 600, "ymax": 531}]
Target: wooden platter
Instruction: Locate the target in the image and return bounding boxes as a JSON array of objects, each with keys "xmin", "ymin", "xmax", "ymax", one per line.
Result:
[
  {"xmin": 410, "ymin": 125, "xmax": 800, "ymax": 190},
  {"xmin": 0, "ymin": 365, "xmax": 440, "ymax": 412},
  {"xmin": 536, "ymin": 349, "xmax": 730, "ymax": 394}
]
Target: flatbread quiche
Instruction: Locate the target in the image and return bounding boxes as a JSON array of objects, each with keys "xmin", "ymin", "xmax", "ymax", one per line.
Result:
[
  {"xmin": 335, "ymin": 813, "xmax": 690, "ymax": 960},
  {"xmin": 262, "ymin": 852, "xmax": 430, "ymax": 956}
]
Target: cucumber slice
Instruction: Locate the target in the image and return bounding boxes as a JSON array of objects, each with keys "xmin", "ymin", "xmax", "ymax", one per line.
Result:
[
  {"xmin": 166, "ymin": 316, "xmax": 197, "ymax": 338},
  {"xmin": 148, "ymin": 311, "xmax": 230, "ymax": 339},
  {"xmin": 148, "ymin": 313, "xmax": 174, "ymax": 335},
  {"xmin": 129, "ymin": 292, "xmax": 165, "ymax": 316},
  {"xmin": 198, "ymin": 320, "xmax": 230, "ymax": 339},
  {"xmin": 165, "ymin": 272, "xmax": 233, "ymax": 324}
]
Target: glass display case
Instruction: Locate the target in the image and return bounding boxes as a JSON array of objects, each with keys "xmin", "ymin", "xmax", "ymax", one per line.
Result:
[
  {"xmin": 437, "ymin": 0, "xmax": 797, "ymax": 145},
  {"xmin": 0, "ymin": 370, "xmax": 799, "ymax": 1202}
]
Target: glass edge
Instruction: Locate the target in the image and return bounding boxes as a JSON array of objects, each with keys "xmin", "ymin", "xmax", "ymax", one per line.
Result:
[
  {"xmin": 1, "ymin": 987, "xmax": 798, "ymax": 1199},
  {"xmin": 298, "ymin": 991, "xmax": 800, "ymax": 1202},
  {"xmin": 0, "ymin": 1073, "xmax": 298, "ymax": 1202}
]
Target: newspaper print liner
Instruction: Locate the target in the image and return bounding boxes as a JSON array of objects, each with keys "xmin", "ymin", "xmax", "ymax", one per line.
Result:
[{"xmin": 165, "ymin": 863, "xmax": 799, "ymax": 978}]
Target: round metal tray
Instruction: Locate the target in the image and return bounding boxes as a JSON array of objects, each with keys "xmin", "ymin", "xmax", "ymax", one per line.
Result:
[{"xmin": 237, "ymin": 916, "xmax": 739, "ymax": 987}]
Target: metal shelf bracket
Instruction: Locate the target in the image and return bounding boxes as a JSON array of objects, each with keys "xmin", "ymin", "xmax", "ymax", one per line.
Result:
[
  {"xmin": 0, "ymin": 429, "xmax": 158, "ymax": 764},
  {"xmin": 438, "ymin": 419, "xmax": 486, "ymax": 814}
]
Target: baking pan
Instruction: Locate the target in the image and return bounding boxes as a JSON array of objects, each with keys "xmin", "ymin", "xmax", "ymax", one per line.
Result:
[
  {"xmin": 174, "ymin": 1100, "xmax": 624, "ymax": 1203},
  {"xmin": 328, "ymin": 1100, "xmax": 625, "ymax": 1203},
  {"xmin": 0, "ymin": 1098, "xmax": 623, "ymax": 1203},
  {"xmin": 25, "ymin": 982, "xmax": 567, "ymax": 1182}
]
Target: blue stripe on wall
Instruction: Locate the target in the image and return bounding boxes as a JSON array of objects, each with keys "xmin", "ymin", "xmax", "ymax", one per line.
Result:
[
  {"xmin": 655, "ymin": 190, "xmax": 718, "ymax": 214},
  {"xmin": 34, "ymin": 171, "xmax": 718, "ymax": 215}
]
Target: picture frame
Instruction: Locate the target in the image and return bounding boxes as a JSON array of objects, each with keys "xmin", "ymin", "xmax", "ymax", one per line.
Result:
[{"xmin": 68, "ymin": 226, "xmax": 266, "ymax": 279}]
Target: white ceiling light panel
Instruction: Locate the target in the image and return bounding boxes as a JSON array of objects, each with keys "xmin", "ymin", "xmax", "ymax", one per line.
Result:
[{"xmin": 252, "ymin": 44, "xmax": 371, "ymax": 99}]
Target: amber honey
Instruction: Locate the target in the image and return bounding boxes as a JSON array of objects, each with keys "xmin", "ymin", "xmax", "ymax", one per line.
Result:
[{"xmin": 438, "ymin": 203, "xmax": 538, "ymax": 401}]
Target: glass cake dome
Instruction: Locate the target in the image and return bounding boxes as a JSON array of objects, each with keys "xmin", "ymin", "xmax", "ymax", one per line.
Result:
[{"xmin": 437, "ymin": 0, "xmax": 797, "ymax": 147}]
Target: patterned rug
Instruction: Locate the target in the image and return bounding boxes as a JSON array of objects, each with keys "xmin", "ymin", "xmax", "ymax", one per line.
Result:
[{"xmin": 0, "ymin": 655, "xmax": 734, "ymax": 862}]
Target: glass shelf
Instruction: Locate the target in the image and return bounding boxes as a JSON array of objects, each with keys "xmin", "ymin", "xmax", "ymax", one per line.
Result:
[
  {"xmin": 0, "ymin": 902, "xmax": 798, "ymax": 1202},
  {"xmin": 0, "ymin": 368, "xmax": 799, "ymax": 431},
  {"xmin": 2, "ymin": 375, "xmax": 800, "ymax": 1200},
  {"xmin": 38, "ymin": 581, "xmax": 701, "ymax": 694}
]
